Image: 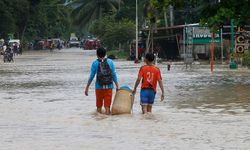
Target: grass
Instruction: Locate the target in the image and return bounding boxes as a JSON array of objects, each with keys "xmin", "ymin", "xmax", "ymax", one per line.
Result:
[{"xmin": 107, "ymin": 50, "xmax": 130, "ymax": 59}]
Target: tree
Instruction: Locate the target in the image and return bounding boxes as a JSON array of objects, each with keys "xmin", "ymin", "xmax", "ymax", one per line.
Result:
[
  {"xmin": 90, "ymin": 16, "xmax": 135, "ymax": 50},
  {"xmin": 69, "ymin": 0, "xmax": 121, "ymax": 29},
  {"xmin": 42, "ymin": 1, "xmax": 72, "ymax": 39},
  {"xmin": 145, "ymin": 0, "xmax": 183, "ymax": 25},
  {"xmin": 0, "ymin": 0, "xmax": 16, "ymax": 39},
  {"xmin": 0, "ymin": 0, "xmax": 30, "ymax": 41},
  {"xmin": 0, "ymin": 0, "xmax": 72, "ymax": 43},
  {"xmin": 115, "ymin": 0, "xmax": 147, "ymax": 22},
  {"xmin": 198, "ymin": 0, "xmax": 250, "ymax": 32}
]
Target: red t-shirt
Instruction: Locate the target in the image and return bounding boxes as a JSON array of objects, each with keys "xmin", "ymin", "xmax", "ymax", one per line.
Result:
[{"xmin": 138, "ymin": 65, "xmax": 162, "ymax": 92}]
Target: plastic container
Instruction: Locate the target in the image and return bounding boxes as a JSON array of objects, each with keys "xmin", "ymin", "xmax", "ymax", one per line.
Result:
[{"xmin": 111, "ymin": 87, "xmax": 134, "ymax": 115}]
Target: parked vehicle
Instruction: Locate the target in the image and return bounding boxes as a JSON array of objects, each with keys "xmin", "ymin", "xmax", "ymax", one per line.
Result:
[
  {"xmin": 68, "ymin": 35, "xmax": 80, "ymax": 48},
  {"xmin": 52, "ymin": 39, "xmax": 63, "ymax": 50},
  {"xmin": 69, "ymin": 39, "xmax": 80, "ymax": 48},
  {"xmin": 8, "ymin": 39, "xmax": 21, "ymax": 55},
  {"xmin": 8, "ymin": 39, "xmax": 20, "ymax": 46},
  {"xmin": 33, "ymin": 40, "xmax": 46, "ymax": 50},
  {"xmin": 83, "ymin": 39, "xmax": 100, "ymax": 50}
]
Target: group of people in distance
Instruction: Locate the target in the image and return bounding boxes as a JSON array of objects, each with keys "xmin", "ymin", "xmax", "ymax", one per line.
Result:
[{"xmin": 85, "ymin": 47, "xmax": 165, "ymax": 115}]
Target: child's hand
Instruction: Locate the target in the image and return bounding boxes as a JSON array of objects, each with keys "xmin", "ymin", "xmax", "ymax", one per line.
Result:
[
  {"xmin": 85, "ymin": 87, "xmax": 89, "ymax": 96},
  {"xmin": 132, "ymin": 90, "xmax": 136, "ymax": 95},
  {"xmin": 161, "ymin": 94, "xmax": 164, "ymax": 101},
  {"xmin": 115, "ymin": 82, "xmax": 119, "ymax": 92}
]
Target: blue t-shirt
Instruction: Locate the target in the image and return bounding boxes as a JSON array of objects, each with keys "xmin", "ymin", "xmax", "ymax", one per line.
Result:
[{"xmin": 88, "ymin": 58, "xmax": 118, "ymax": 89}]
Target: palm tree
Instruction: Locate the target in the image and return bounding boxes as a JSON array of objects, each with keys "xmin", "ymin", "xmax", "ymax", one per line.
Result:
[{"xmin": 69, "ymin": 0, "xmax": 121, "ymax": 28}]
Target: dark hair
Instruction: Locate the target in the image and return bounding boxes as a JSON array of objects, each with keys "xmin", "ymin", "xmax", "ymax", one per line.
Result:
[
  {"xmin": 145, "ymin": 53, "xmax": 155, "ymax": 62},
  {"xmin": 97, "ymin": 47, "xmax": 106, "ymax": 58}
]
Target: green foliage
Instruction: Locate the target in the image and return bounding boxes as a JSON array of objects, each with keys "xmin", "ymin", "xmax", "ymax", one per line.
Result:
[
  {"xmin": 199, "ymin": 0, "xmax": 250, "ymax": 32},
  {"xmin": 103, "ymin": 19, "xmax": 135, "ymax": 46},
  {"xmin": 107, "ymin": 50, "xmax": 130, "ymax": 59},
  {"xmin": 115, "ymin": 0, "xmax": 136, "ymax": 21},
  {"xmin": 0, "ymin": 0, "xmax": 72, "ymax": 43},
  {"xmin": 144, "ymin": 0, "xmax": 250, "ymax": 32},
  {"xmin": 144, "ymin": 0, "xmax": 183, "ymax": 25},
  {"xmin": 89, "ymin": 16, "xmax": 135, "ymax": 50},
  {"xmin": 25, "ymin": 0, "xmax": 72, "ymax": 41},
  {"xmin": 147, "ymin": 0, "xmax": 183, "ymax": 14},
  {"xmin": 150, "ymin": 0, "xmax": 171, "ymax": 8},
  {"xmin": 69, "ymin": 0, "xmax": 121, "ymax": 30},
  {"xmin": 0, "ymin": 0, "xmax": 29, "ymax": 39},
  {"xmin": 242, "ymin": 51, "xmax": 250, "ymax": 69}
]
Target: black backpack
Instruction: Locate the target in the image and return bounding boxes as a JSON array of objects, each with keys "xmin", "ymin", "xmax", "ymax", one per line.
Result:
[{"xmin": 97, "ymin": 58, "xmax": 113, "ymax": 85}]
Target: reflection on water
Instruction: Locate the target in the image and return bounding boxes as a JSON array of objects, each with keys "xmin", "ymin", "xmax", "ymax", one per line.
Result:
[{"xmin": 0, "ymin": 49, "xmax": 250, "ymax": 149}]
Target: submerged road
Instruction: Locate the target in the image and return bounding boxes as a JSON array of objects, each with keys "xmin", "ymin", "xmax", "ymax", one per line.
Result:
[{"xmin": 0, "ymin": 48, "xmax": 250, "ymax": 150}]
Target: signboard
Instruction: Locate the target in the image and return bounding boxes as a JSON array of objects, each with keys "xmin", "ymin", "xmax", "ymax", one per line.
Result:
[{"xmin": 192, "ymin": 27, "xmax": 221, "ymax": 44}]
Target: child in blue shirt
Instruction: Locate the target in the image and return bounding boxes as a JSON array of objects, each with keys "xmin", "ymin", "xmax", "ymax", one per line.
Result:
[{"xmin": 85, "ymin": 47, "xmax": 119, "ymax": 115}]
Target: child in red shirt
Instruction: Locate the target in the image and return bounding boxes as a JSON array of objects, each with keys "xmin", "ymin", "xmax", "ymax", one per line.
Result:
[{"xmin": 133, "ymin": 53, "xmax": 165, "ymax": 114}]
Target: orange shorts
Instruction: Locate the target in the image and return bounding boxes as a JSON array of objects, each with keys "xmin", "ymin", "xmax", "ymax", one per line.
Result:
[{"xmin": 95, "ymin": 89, "xmax": 112, "ymax": 107}]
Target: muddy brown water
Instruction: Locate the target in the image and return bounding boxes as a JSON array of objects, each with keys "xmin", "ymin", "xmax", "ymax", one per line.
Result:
[{"xmin": 0, "ymin": 49, "xmax": 250, "ymax": 150}]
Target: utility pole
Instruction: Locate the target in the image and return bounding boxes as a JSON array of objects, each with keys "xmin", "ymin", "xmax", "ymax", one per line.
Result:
[
  {"xmin": 220, "ymin": 26, "xmax": 224, "ymax": 64},
  {"xmin": 218, "ymin": 0, "xmax": 224, "ymax": 64},
  {"xmin": 135, "ymin": 0, "xmax": 139, "ymax": 62},
  {"xmin": 211, "ymin": 33, "xmax": 215, "ymax": 73},
  {"xmin": 229, "ymin": 19, "xmax": 237, "ymax": 69}
]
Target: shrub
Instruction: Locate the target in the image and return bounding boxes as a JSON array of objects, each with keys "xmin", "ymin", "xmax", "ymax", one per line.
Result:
[
  {"xmin": 107, "ymin": 50, "xmax": 130, "ymax": 59},
  {"xmin": 242, "ymin": 51, "xmax": 250, "ymax": 69},
  {"xmin": 89, "ymin": 16, "xmax": 135, "ymax": 50}
]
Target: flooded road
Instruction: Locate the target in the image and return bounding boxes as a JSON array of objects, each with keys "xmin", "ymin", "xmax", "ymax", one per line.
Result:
[{"xmin": 0, "ymin": 49, "xmax": 250, "ymax": 150}]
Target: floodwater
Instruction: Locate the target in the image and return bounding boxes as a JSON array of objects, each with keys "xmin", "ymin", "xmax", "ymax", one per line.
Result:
[{"xmin": 0, "ymin": 49, "xmax": 250, "ymax": 150}]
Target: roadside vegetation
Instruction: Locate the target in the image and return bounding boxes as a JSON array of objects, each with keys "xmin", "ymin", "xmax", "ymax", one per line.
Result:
[
  {"xmin": 107, "ymin": 50, "xmax": 130, "ymax": 59},
  {"xmin": 0, "ymin": 0, "xmax": 72, "ymax": 44},
  {"xmin": 89, "ymin": 16, "xmax": 135, "ymax": 51},
  {"xmin": 243, "ymin": 51, "xmax": 250, "ymax": 69}
]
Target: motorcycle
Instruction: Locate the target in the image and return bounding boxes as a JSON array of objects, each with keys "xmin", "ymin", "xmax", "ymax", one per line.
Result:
[{"xmin": 3, "ymin": 48, "xmax": 14, "ymax": 63}]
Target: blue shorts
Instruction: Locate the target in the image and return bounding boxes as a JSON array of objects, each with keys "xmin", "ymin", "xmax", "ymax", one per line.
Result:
[{"xmin": 140, "ymin": 89, "xmax": 156, "ymax": 105}]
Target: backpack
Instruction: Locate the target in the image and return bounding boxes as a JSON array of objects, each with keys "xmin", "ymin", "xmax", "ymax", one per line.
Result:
[{"xmin": 97, "ymin": 58, "xmax": 113, "ymax": 85}]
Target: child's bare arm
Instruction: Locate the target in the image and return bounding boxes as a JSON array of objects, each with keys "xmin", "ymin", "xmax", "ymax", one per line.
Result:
[
  {"xmin": 114, "ymin": 81, "xmax": 119, "ymax": 90},
  {"xmin": 158, "ymin": 79, "xmax": 165, "ymax": 101},
  {"xmin": 133, "ymin": 77, "xmax": 141, "ymax": 95},
  {"xmin": 85, "ymin": 80, "xmax": 92, "ymax": 96}
]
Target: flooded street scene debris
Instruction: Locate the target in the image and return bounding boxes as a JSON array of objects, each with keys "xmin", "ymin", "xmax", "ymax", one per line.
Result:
[{"xmin": 0, "ymin": 49, "xmax": 250, "ymax": 150}]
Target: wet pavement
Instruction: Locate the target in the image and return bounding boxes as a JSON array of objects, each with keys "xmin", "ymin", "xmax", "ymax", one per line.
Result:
[{"xmin": 0, "ymin": 49, "xmax": 250, "ymax": 150}]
